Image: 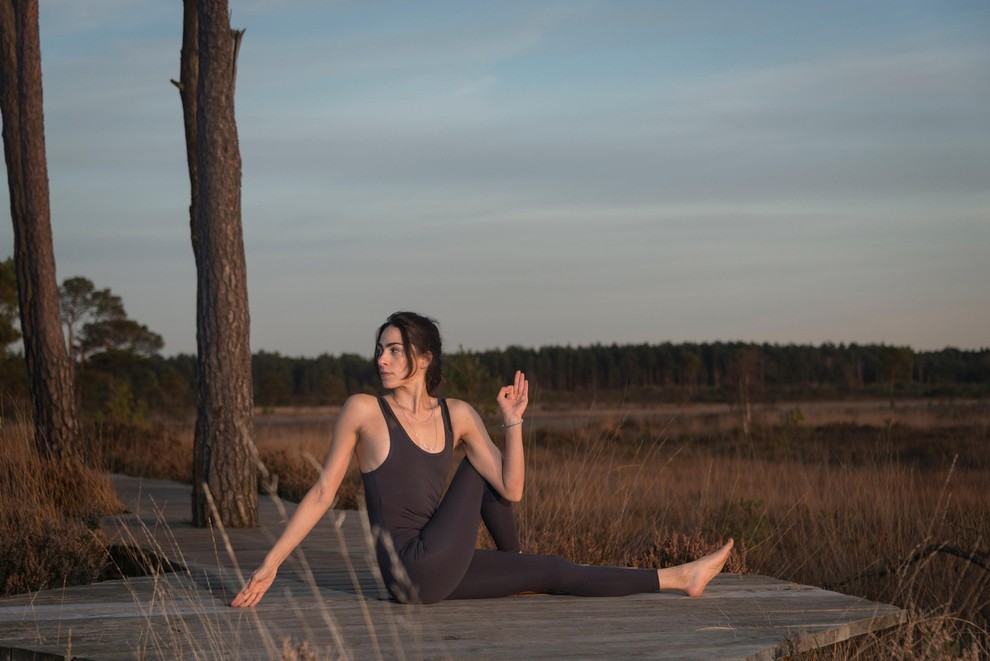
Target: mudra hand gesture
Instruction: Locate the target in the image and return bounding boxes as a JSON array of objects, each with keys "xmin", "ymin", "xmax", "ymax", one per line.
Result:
[{"xmin": 497, "ymin": 370, "xmax": 529, "ymax": 425}]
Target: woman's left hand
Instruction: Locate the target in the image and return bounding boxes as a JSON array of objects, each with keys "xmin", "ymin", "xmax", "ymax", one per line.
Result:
[{"xmin": 497, "ymin": 370, "xmax": 529, "ymax": 425}]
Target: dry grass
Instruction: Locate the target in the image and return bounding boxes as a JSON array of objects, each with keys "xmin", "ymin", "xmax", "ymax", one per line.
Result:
[
  {"xmin": 78, "ymin": 412, "xmax": 365, "ymax": 509},
  {"xmin": 2, "ymin": 399, "xmax": 987, "ymax": 658},
  {"xmin": 0, "ymin": 419, "xmax": 122, "ymax": 596},
  {"xmin": 512, "ymin": 402, "xmax": 990, "ymax": 660},
  {"xmin": 252, "ymin": 413, "xmax": 362, "ymax": 509}
]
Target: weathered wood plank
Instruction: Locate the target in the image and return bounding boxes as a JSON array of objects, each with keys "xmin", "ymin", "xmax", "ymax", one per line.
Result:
[{"xmin": 0, "ymin": 475, "xmax": 906, "ymax": 660}]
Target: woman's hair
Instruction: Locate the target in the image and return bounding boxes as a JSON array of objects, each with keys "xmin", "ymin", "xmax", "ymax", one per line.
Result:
[{"xmin": 375, "ymin": 311, "xmax": 444, "ymax": 393}]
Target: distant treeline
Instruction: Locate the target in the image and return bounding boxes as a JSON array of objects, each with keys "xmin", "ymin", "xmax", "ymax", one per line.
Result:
[
  {"xmin": 1, "ymin": 342, "xmax": 985, "ymax": 422},
  {"xmin": 248, "ymin": 343, "xmax": 989, "ymax": 407}
]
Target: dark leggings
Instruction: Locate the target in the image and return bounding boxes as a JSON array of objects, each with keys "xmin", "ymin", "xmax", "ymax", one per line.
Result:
[{"xmin": 387, "ymin": 460, "xmax": 659, "ymax": 604}]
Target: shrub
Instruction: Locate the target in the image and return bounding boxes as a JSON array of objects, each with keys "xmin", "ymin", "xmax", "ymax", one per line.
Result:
[{"xmin": 0, "ymin": 421, "xmax": 122, "ymax": 597}]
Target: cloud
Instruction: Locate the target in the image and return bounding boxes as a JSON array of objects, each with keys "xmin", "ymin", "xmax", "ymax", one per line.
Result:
[{"xmin": 4, "ymin": 3, "xmax": 989, "ymax": 355}]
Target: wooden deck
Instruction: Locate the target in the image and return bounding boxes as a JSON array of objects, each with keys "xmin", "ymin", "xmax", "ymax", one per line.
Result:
[{"xmin": 0, "ymin": 475, "xmax": 906, "ymax": 660}]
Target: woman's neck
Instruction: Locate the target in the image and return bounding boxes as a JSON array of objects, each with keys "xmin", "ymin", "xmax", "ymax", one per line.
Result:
[{"xmin": 390, "ymin": 383, "xmax": 434, "ymax": 414}]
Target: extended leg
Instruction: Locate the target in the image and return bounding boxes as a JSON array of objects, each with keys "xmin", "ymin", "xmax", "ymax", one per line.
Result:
[
  {"xmin": 447, "ymin": 539, "xmax": 734, "ymax": 600},
  {"xmin": 447, "ymin": 550, "xmax": 658, "ymax": 599}
]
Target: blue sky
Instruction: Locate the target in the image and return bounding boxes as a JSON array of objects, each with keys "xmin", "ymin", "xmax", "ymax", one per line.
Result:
[{"xmin": 2, "ymin": 1, "xmax": 988, "ymax": 356}]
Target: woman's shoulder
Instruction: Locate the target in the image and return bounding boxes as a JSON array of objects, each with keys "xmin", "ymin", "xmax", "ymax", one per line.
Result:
[
  {"xmin": 334, "ymin": 394, "xmax": 385, "ymax": 434},
  {"xmin": 340, "ymin": 393, "xmax": 381, "ymax": 416},
  {"xmin": 443, "ymin": 397, "xmax": 480, "ymax": 420}
]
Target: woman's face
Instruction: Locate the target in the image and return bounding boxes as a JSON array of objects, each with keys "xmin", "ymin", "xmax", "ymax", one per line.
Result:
[{"xmin": 377, "ymin": 325, "xmax": 424, "ymax": 389}]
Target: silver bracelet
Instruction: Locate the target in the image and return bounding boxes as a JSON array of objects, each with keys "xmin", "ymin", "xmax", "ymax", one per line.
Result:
[{"xmin": 500, "ymin": 419, "xmax": 523, "ymax": 429}]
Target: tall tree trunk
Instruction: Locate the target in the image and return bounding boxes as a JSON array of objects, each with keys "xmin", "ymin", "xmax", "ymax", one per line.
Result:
[
  {"xmin": 173, "ymin": 0, "xmax": 199, "ymax": 262},
  {"xmin": 0, "ymin": 0, "xmax": 79, "ymax": 458},
  {"xmin": 176, "ymin": 0, "xmax": 257, "ymax": 527}
]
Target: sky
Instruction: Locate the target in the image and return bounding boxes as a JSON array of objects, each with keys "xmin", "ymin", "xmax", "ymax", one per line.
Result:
[{"xmin": 1, "ymin": 1, "xmax": 988, "ymax": 357}]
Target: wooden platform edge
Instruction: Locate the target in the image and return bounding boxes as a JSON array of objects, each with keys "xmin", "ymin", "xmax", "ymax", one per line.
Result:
[{"xmin": 746, "ymin": 607, "xmax": 909, "ymax": 660}]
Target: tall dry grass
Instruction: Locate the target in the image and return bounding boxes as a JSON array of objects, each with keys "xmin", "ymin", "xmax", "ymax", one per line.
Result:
[
  {"xmin": 245, "ymin": 400, "xmax": 990, "ymax": 657},
  {"xmin": 0, "ymin": 419, "xmax": 122, "ymax": 596},
  {"xmin": 3, "ymin": 399, "xmax": 986, "ymax": 658},
  {"xmin": 77, "ymin": 413, "xmax": 362, "ymax": 508},
  {"xmin": 512, "ymin": 403, "xmax": 989, "ymax": 660},
  {"xmin": 250, "ymin": 398, "xmax": 989, "ymax": 658}
]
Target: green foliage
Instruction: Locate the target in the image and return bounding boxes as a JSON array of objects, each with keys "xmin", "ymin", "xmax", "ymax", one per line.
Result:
[
  {"xmin": 227, "ymin": 343, "xmax": 990, "ymax": 410},
  {"xmin": 249, "ymin": 351, "xmax": 377, "ymax": 407},
  {"xmin": 9, "ymin": 260, "xmax": 989, "ymax": 415},
  {"xmin": 60, "ymin": 276, "xmax": 125, "ymax": 321},
  {"xmin": 0, "ymin": 268, "xmax": 180, "ymax": 422},
  {"xmin": 79, "ymin": 351, "xmax": 192, "ymax": 423},
  {"xmin": 253, "ymin": 351, "xmax": 299, "ymax": 407},
  {"xmin": 59, "ymin": 275, "xmax": 164, "ymax": 362},
  {"xmin": 776, "ymin": 406, "xmax": 813, "ymax": 446},
  {"xmin": 442, "ymin": 347, "xmax": 499, "ymax": 414},
  {"xmin": 80, "ymin": 317, "xmax": 163, "ymax": 357}
]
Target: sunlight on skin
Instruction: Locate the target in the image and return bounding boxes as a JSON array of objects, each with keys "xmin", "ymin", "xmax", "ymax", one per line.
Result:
[{"xmin": 658, "ymin": 539, "xmax": 734, "ymax": 596}]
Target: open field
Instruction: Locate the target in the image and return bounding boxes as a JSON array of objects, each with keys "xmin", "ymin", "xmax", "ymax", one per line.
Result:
[
  {"xmin": 2, "ymin": 397, "xmax": 988, "ymax": 658},
  {"xmin": 225, "ymin": 398, "xmax": 990, "ymax": 658},
  {"xmin": 252, "ymin": 396, "xmax": 989, "ymax": 441}
]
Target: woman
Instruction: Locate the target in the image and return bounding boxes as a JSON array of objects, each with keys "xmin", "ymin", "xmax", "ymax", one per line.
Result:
[{"xmin": 232, "ymin": 311, "xmax": 732, "ymax": 607}]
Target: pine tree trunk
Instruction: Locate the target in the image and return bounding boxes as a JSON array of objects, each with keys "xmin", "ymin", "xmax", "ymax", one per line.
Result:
[
  {"xmin": 0, "ymin": 0, "xmax": 79, "ymax": 458},
  {"xmin": 177, "ymin": 0, "xmax": 257, "ymax": 528}
]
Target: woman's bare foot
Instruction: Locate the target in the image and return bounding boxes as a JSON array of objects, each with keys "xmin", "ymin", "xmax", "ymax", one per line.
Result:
[{"xmin": 656, "ymin": 539, "xmax": 734, "ymax": 597}]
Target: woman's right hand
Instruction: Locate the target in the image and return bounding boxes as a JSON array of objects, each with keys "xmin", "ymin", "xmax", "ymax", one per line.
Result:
[
  {"xmin": 496, "ymin": 370, "xmax": 529, "ymax": 424},
  {"xmin": 230, "ymin": 563, "xmax": 278, "ymax": 608},
  {"xmin": 228, "ymin": 395, "xmax": 368, "ymax": 609}
]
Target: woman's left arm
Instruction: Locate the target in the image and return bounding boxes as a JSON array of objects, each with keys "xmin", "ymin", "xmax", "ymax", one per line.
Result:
[{"xmin": 455, "ymin": 370, "xmax": 529, "ymax": 502}]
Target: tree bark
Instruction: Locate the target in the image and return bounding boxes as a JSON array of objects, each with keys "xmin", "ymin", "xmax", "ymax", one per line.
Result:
[
  {"xmin": 176, "ymin": 0, "xmax": 257, "ymax": 527},
  {"xmin": 173, "ymin": 0, "xmax": 199, "ymax": 261},
  {"xmin": 0, "ymin": 0, "xmax": 79, "ymax": 458}
]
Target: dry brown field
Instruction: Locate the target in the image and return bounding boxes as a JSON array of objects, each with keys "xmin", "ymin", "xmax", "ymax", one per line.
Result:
[
  {"xmin": 3, "ymin": 397, "xmax": 988, "ymax": 658},
  {"xmin": 249, "ymin": 397, "xmax": 990, "ymax": 659}
]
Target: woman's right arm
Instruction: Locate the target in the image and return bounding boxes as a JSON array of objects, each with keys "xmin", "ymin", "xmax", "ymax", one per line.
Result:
[{"xmin": 230, "ymin": 395, "xmax": 368, "ymax": 608}]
